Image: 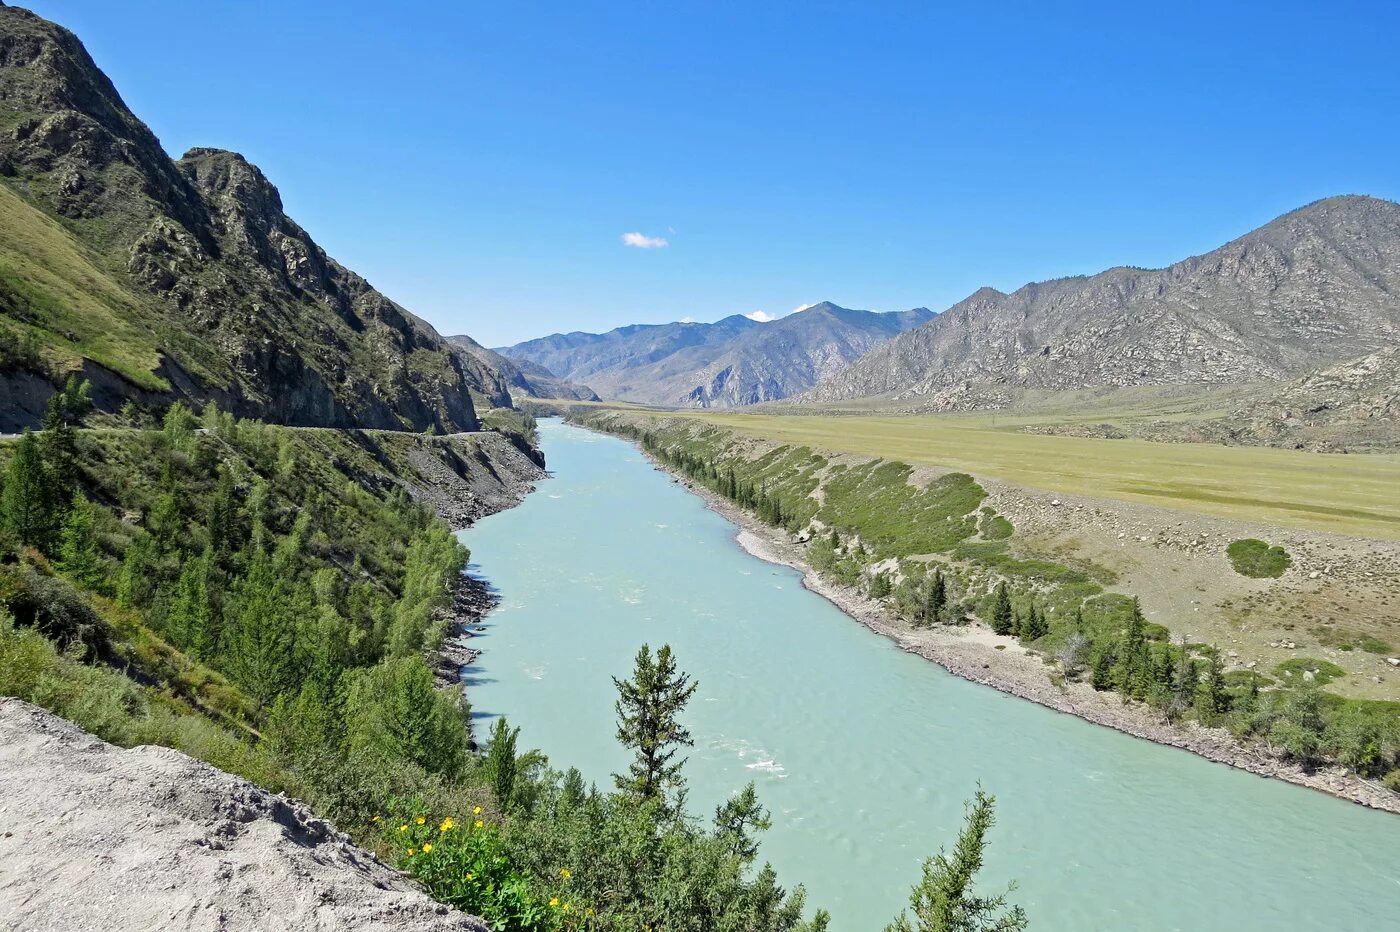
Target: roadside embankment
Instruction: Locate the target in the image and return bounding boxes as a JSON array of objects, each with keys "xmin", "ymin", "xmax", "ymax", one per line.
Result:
[{"xmin": 0, "ymin": 698, "xmax": 489, "ymax": 932}]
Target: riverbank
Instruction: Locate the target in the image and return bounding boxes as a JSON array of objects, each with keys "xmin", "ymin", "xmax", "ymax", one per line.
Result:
[{"xmin": 646, "ymin": 455, "xmax": 1400, "ymax": 816}]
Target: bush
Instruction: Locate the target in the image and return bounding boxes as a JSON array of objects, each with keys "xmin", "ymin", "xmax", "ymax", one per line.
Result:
[
  {"xmin": 1274, "ymin": 657, "xmax": 1346, "ymax": 687},
  {"xmin": 1226, "ymin": 539, "xmax": 1291, "ymax": 578}
]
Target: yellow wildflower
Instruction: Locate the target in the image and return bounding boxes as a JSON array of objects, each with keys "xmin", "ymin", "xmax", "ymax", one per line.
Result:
[
  {"xmin": 422, "ymin": 843, "xmax": 433, "ymax": 854},
  {"xmin": 415, "ymin": 816, "xmax": 426, "ymax": 825},
  {"xmin": 563, "ymin": 903, "xmax": 571, "ymax": 912},
  {"xmin": 559, "ymin": 868, "xmax": 572, "ymax": 880},
  {"xmin": 586, "ymin": 908, "xmax": 594, "ymax": 916},
  {"xmin": 371, "ymin": 815, "xmax": 381, "ymax": 823},
  {"xmin": 549, "ymin": 897, "xmax": 560, "ymax": 908},
  {"xmin": 398, "ymin": 824, "xmax": 408, "ymax": 833},
  {"xmin": 407, "ymin": 848, "xmax": 416, "ymax": 856},
  {"xmin": 474, "ymin": 819, "xmax": 484, "ymax": 829},
  {"xmin": 439, "ymin": 817, "xmax": 455, "ymax": 832},
  {"xmin": 464, "ymin": 872, "xmax": 475, "ymax": 881},
  {"xmin": 472, "ymin": 805, "xmax": 483, "ymax": 815}
]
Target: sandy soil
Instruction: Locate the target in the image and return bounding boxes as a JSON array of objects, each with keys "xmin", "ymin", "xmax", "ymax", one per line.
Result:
[{"xmin": 0, "ymin": 698, "xmax": 488, "ymax": 932}]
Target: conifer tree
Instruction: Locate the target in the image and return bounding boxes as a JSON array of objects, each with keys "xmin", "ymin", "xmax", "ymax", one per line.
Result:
[
  {"xmin": 926, "ymin": 570, "xmax": 947, "ymax": 625},
  {"xmin": 1, "ymin": 430, "xmax": 52, "ymax": 548},
  {"xmin": 1090, "ymin": 649, "xmax": 1114, "ymax": 691},
  {"xmin": 56, "ymin": 491, "xmax": 104, "ymax": 589},
  {"xmin": 1117, "ymin": 598, "xmax": 1150, "ymax": 699},
  {"xmin": 1197, "ymin": 646, "xmax": 1231, "ymax": 722},
  {"xmin": 613, "ymin": 643, "xmax": 698, "ymax": 807},
  {"xmin": 886, "ymin": 790, "xmax": 1028, "ymax": 932},
  {"xmin": 227, "ymin": 553, "xmax": 301, "ymax": 705},
  {"xmin": 116, "ymin": 533, "xmax": 158, "ymax": 608},
  {"xmin": 169, "ymin": 548, "xmax": 214, "ymax": 658},
  {"xmin": 989, "ymin": 582, "xmax": 1014, "ymax": 636},
  {"xmin": 484, "ymin": 715, "xmax": 521, "ymax": 811}
]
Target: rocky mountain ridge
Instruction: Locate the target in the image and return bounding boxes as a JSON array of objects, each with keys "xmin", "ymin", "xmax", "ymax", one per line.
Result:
[
  {"xmin": 800, "ymin": 196, "xmax": 1400, "ymax": 405},
  {"xmin": 0, "ymin": 4, "xmax": 506, "ymax": 431},
  {"xmin": 447, "ymin": 333, "xmax": 600, "ymax": 402},
  {"xmin": 500, "ymin": 302, "xmax": 932, "ymax": 407}
]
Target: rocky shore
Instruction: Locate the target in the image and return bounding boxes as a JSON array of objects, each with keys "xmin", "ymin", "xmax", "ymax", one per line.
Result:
[{"xmin": 655, "ymin": 463, "xmax": 1400, "ymax": 817}]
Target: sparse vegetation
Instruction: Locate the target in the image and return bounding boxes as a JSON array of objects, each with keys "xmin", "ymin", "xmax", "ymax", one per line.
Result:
[{"xmin": 1227, "ymin": 539, "xmax": 1292, "ymax": 578}]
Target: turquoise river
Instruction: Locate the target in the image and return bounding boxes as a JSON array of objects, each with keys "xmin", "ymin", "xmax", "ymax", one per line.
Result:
[{"xmin": 459, "ymin": 419, "xmax": 1400, "ymax": 929}]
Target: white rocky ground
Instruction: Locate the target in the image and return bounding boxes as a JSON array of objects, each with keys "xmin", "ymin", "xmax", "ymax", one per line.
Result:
[{"xmin": 0, "ymin": 699, "xmax": 486, "ymax": 932}]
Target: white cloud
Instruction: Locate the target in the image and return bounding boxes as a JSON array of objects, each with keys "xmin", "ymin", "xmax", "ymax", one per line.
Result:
[
  {"xmin": 790, "ymin": 302, "xmax": 818, "ymax": 314},
  {"xmin": 745, "ymin": 310, "xmax": 776, "ymax": 322},
  {"xmin": 678, "ymin": 316, "xmax": 695, "ymax": 323},
  {"xmin": 621, "ymin": 231, "xmax": 668, "ymax": 249}
]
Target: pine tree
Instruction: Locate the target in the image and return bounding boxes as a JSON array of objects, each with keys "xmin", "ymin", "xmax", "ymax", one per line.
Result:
[
  {"xmin": 714, "ymin": 782, "xmax": 771, "ymax": 863},
  {"xmin": 1197, "ymin": 646, "xmax": 1231, "ymax": 722},
  {"xmin": 989, "ymin": 583, "xmax": 1014, "ymax": 636},
  {"xmin": 169, "ymin": 548, "xmax": 214, "ymax": 658},
  {"xmin": 57, "ymin": 491, "xmax": 104, "ymax": 589},
  {"xmin": 885, "ymin": 790, "xmax": 1028, "ymax": 932},
  {"xmin": 1117, "ymin": 598, "xmax": 1150, "ymax": 699},
  {"xmin": 484, "ymin": 715, "xmax": 521, "ymax": 811},
  {"xmin": 613, "ymin": 643, "xmax": 698, "ymax": 807},
  {"xmin": 115, "ymin": 533, "xmax": 158, "ymax": 608},
  {"xmin": 925, "ymin": 570, "xmax": 947, "ymax": 625},
  {"xmin": 1, "ymin": 430, "xmax": 53, "ymax": 548},
  {"xmin": 1090, "ymin": 649, "xmax": 1114, "ymax": 691},
  {"xmin": 1019, "ymin": 604, "xmax": 1047, "ymax": 642},
  {"xmin": 227, "ymin": 553, "xmax": 301, "ymax": 705},
  {"xmin": 206, "ymin": 467, "xmax": 242, "ymax": 560}
]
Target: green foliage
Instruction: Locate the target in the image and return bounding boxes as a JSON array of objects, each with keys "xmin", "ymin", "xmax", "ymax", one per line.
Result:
[
  {"xmin": 613, "ymin": 643, "xmax": 697, "ymax": 808},
  {"xmin": 886, "ymin": 791, "xmax": 1028, "ymax": 932},
  {"xmin": 345, "ymin": 656, "xmax": 470, "ymax": 779},
  {"xmin": 1226, "ymin": 538, "xmax": 1292, "ymax": 578},
  {"xmin": 1, "ymin": 431, "xmax": 56, "ymax": 547},
  {"xmin": 1274, "ymin": 657, "xmax": 1346, "ymax": 687}
]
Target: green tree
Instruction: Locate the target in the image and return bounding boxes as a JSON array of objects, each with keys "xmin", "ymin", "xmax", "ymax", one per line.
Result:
[
  {"xmin": 56, "ymin": 491, "xmax": 104, "ymax": 589},
  {"xmin": 168, "ymin": 547, "xmax": 215, "ymax": 658},
  {"xmin": 115, "ymin": 532, "xmax": 158, "ymax": 609},
  {"xmin": 613, "ymin": 643, "xmax": 698, "ymax": 806},
  {"xmin": 1018, "ymin": 604, "xmax": 1047, "ymax": 643},
  {"xmin": 989, "ymin": 583, "xmax": 1013, "ymax": 636},
  {"xmin": 226, "ymin": 554, "xmax": 302, "ymax": 705},
  {"xmin": 714, "ymin": 781, "xmax": 772, "ymax": 863},
  {"xmin": 1, "ymin": 431, "xmax": 55, "ymax": 548},
  {"xmin": 1090, "ymin": 648, "xmax": 1114, "ymax": 691},
  {"xmin": 1196, "ymin": 646, "xmax": 1230, "ymax": 723},
  {"xmin": 484, "ymin": 715, "xmax": 521, "ymax": 811},
  {"xmin": 886, "ymin": 790, "xmax": 1028, "ymax": 932},
  {"xmin": 925, "ymin": 570, "xmax": 947, "ymax": 625},
  {"xmin": 344, "ymin": 655, "xmax": 468, "ymax": 777},
  {"xmin": 1116, "ymin": 598, "xmax": 1150, "ymax": 699}
]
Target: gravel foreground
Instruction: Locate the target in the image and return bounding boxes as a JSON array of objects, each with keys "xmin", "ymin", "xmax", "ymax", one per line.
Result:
[{"xmin": 0, "ymin": 698, "xmax": 487, "ymax": 932}]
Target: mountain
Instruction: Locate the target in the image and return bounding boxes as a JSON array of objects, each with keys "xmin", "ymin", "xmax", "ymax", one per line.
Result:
[
  {"xmin": 447, "ymin": 334, "xmax": 600, "ymax": 402},
  {"xmin": 801, "ymin": 196, "xmax": 1400, "ymax": 405},
  {"xmin": 0, "ymin": 4, "xmax": 502, "ymax": 431},
  {"xmin": 498, "ymin": 302, "xmax": 933, "ymax": 407}
]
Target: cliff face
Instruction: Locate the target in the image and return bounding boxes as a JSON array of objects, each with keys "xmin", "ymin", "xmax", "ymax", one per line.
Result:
[
  {"xmin": 447, "ymin": 333, "xmax": 600, "ymax": 402},
  {"xmin": 0, "ymin": 698, "xmax": 489, "ymax": 932},
  {"xmin": 803, "ymin": 196, "xmax": 1400, "ymax": 404},
  {"xmin": 0, "ymin": 4, "xmax": 498, "ymax": 431}
]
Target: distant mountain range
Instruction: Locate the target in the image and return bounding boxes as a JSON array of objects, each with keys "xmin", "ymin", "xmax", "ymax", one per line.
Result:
[
  {"xmin": 497, "ymin": 302, "xmax": 932, "ymax": 407},
  {"xmin": 0, "ymin": 4, "xmax": 515, "ymax": 431},
  {"xmin": 446, "ymin": 334, "xmax": 599, "ymax": 402},
  {"xmin": 799, "ymin": 195, "xmax": 1400, "ymax": 405}
]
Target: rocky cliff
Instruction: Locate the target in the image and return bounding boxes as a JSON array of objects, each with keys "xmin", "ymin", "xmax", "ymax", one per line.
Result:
[
  {"xmin": 0, "ymin": 4, "xmax": 503, "ymax": 431},
  {"xmin": 499, "ymin": 302, "xmax": 932, "ymax": 407},
  {"xmin": 447, "ymin": 333, "xmax": 600, "ymax": 402},
  {"xmin": 0, "ymin": 698, "xmax": 488, "ymax": 932},
  {"xmin": 802, "ymin": 196, "xmax": 1400, "ymax": 405}
]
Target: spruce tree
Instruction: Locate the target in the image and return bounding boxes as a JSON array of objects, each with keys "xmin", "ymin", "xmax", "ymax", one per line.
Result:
[
  {"xmin": 1197, "ymin": 646, "xmax": 1231, "ymax": 722},
  {"xmin": 169, "ymin": 548, "xmax": 214, "ymax": 658},
  {"xmin": 1090, "ymin": 650, "xmax": 1114, "ymax": 691},
  {"xmin": 989, "ymin": 582, "xmax": 1014, "ymax": 636},
  {"xmin": 228, "ymin": 553, "xmax": 300, "ymax": 705},
  {"xmin": 613, "ymin": 643, "xmax": 698, "ymax": 807},
  {"xmin": 116, "ymin": 533, "xmax": 158, "ymax": 608},
  {"xmin": 926, "ymin": 570, "xmax": 947, "ymax": 625}
]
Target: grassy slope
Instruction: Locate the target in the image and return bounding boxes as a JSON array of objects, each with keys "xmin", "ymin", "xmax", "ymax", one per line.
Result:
[
  {"xmin": 617, "ymin": 409, "xmax": 1400, "ymax": 541},
  {"xmin": 0, "ymin": 182, "xmax": 175, "ymax": 389}
]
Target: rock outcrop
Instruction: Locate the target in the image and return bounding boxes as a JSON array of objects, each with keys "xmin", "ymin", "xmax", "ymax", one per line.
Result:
[
  {"xmin": 447, "ymin": 333, "xmax": 600, "ymax": 402},
  {"xmin": 0, "ymin": 4, "xmax": 506, "ymax": 432},
  {"xmin": 802, "ymin": 196, "xmax": 1400, "ymax": 405},
  {"xmin": 0, "ymin": 697, "xmax": 488, "ymax": 932}
]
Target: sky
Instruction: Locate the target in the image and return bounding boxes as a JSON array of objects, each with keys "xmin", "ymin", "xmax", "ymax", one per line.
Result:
[{"xmin": 28, "ymin": 0, "xmax": 1400, "ymax": 346}]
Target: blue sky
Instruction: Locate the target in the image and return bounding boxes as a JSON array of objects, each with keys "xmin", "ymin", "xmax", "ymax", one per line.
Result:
[{"xmin": 30, "ymin": 0, "xmax": 1400, "ymax": 345}]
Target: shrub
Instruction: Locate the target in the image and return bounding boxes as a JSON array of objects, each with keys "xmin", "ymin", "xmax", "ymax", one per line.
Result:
[
  {"xmin": 1274, "ymin": 657, "xmax": 1346, "ymax": 687},
  {"xmin": 1226, "ymin": 539, "xmax": 1291, "ymax": 578}
]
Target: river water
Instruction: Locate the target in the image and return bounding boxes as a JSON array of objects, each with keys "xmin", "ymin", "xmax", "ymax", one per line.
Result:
[{"xmin": 459, "ymin": 420, "xmax": 1399, "ymax": 929}]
